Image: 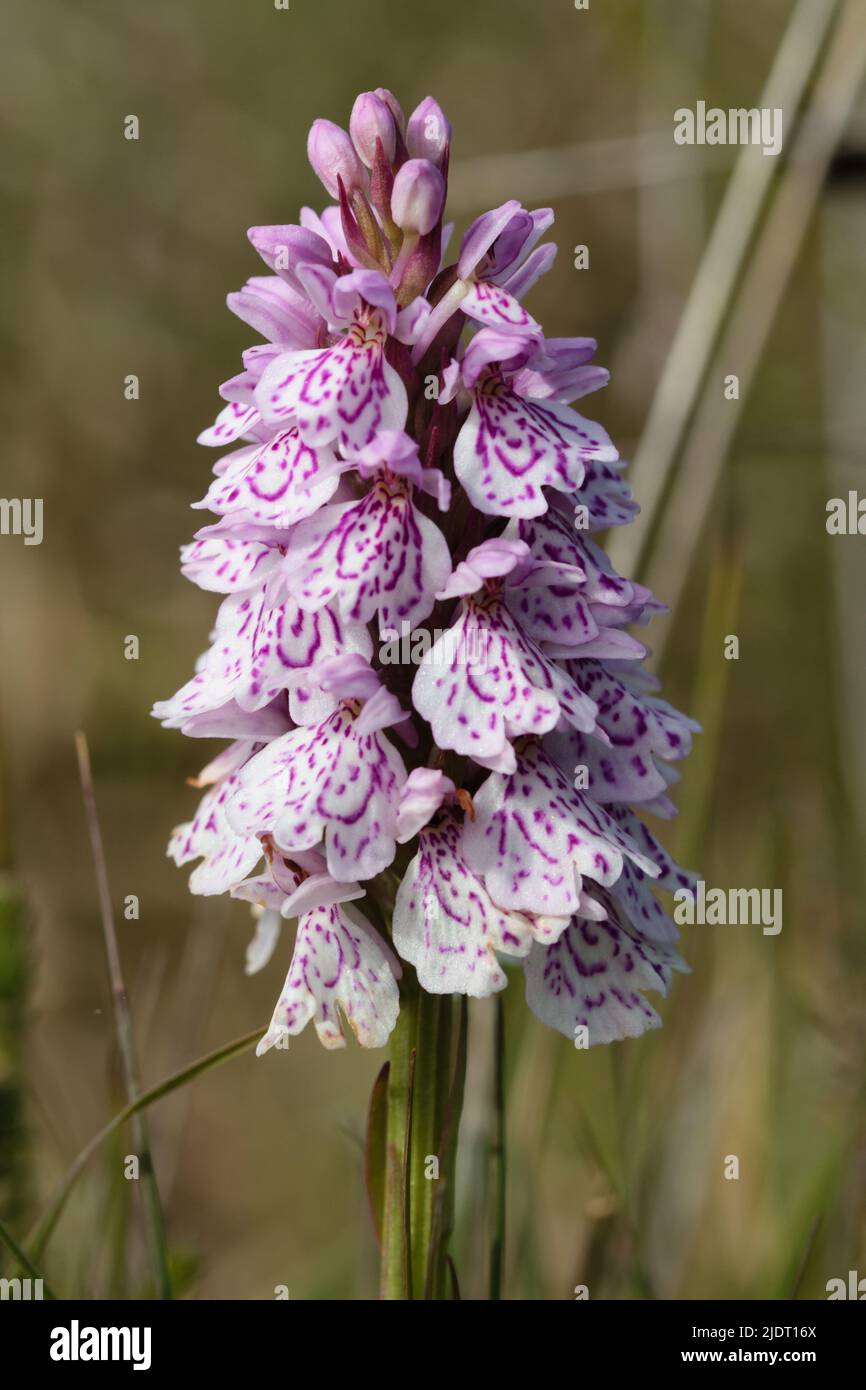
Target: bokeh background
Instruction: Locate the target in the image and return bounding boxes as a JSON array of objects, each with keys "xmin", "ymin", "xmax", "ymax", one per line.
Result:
[{"xmin": 2, "ymin": 0, "xmax": 865, "ymax": 1300}]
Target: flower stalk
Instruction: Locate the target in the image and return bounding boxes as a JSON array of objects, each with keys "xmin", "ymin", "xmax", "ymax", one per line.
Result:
[{"xmin": 379, "ymin": 974, "xmax": 464, "ymax": 1299}]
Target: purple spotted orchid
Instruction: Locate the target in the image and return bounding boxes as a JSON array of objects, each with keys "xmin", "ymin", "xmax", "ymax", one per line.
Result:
[{"xmin": 156, "ymin": 89, "xmax": 698, "ymax": 1297}]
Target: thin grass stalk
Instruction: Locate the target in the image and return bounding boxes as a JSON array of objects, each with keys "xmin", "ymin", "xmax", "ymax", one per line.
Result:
[
  {"xmin": 608, "ymin": 0, "xmax": 840, "ymax": 580},
  {"xmin": 0, "ymin": 1215, "xmax": 57, "ymax": 1300},
  {"xmin": 643, "ymin": 0, "xmax": 866, "ymax": 642},
  {"xmin": 74, "ymin": 731, "xmax": 173, "ymax": 1299},
  {"xmin": 0, "ymin": 732, "xmax": 28, "ymax": 1254}
]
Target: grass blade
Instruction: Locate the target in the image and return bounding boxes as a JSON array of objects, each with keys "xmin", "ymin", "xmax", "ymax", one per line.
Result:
[
  {"xmin": 75, "ymin": 731, "xmax": 173, "ymax": 1298},
  {"xmin": 25, "ymin": 1025, "xmax": 263, "ymax": 1268},
  {"xmin": 0, "ymin": 1215, "xmax": 57, "ymax": 1300}
]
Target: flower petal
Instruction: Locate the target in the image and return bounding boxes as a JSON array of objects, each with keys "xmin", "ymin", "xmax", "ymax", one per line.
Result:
[
  {"xmin": 455, "ymin": 389, "xmax": 618, "ymax": 519},
  {"xmin": 460, "ymin": 280, "xmax": 542, "ymax": 337},
  {"xmin": 462, "ymin": 740, "xmax": 657, "ymax": 920},
  {"xmin": 227, "ymin": 706, "xmax": 406, "ymax": 881},
  {"xmin": 244, "ymin": 908, "xmax": 284, "ymax": 975},
  {"xmin": 257, "ymin": 903, "xmax": 400, "ymax": 1051},
  {"xmin": 278, "ymin": 483, "xmax": 451, "ymax": 631},
  {"xmin": 393, "ymin": 814, "xmax": 537, "ymax": 996},
  {"xmin": 180, "ymin": 531, "xmax": 279, "ymax": 594},
  {"xmin": 155, "ymin": 587, "xmax": 372, "ymax": 728},
  {"xmin": 412, "ymin": 596, "xmax": 599, "ymax": 772},
  {"xmin": 197, "ymin": 401, "xmax": 261, "ymax": 448},
  {"xmin": 193, "ymin": 428, "xmax": 343, "ymax": 528},
  {"xmin": 256, "ymin": 331, "xmax": 408, "ymax": 451},
  {"xmin": 524, "ymin": 912, "xmax": 685, "ymax": 1045},
  {"xmin": 169, "ymin": 766, "xmax": 263, "ymax": 896}
]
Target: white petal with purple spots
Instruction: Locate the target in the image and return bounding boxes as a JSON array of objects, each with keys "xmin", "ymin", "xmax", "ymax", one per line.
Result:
[
  {"xmin": 226, "ymin": 705, "xmax": 406, "ymax": 881},
  {"xmin": 258, "ymin": 902, "xmax": 400, "ymax": 1052},
  {"xmin": 169, "ymin": 764, "xmax": 264, "ymax": 896},
  {"xmin": 277, "ymin": 481, "xmax": 451, "ymax": 631},
  {"xmin": 462, "ymin": 740, "xmax": 657, "ymax": 919},
  {"xmin": 194, "ymin": 427, "xmax": 343, "ymax": 529},
  {"xmin": 524, "ymin": 910, "xmax": 685, "ymax": 1045},
  {"xmin": 393, "ymin": 815, "xmax": 541, "ymax": 996},
  {"xmin": 256, "ymin": 320, "xmax": 408, "ymax": 452},
  {"xmin": 412, "ymin": 594, "xmax": 599, "ymax": 774},
  {"xmin": 460, "ymin": 280, "xmax": 541, "ymax": 336},
  {"xmin": 455, "ymin": 384, "xmax": 618, "ymax": 519},
  {"xmin": 153, "ymin": 586, "xmax": 372, "ymax": 728},
  {"xmin": 180, "ymin": 530, "xmax": 280, "ymax": 594}
]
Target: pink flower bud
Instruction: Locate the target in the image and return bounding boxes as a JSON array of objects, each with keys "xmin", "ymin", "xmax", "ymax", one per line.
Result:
[
  {"xmin": 390, "ymin": 158, "xmax": 445, "ymax": 236},
  {"xmin": 406, "ymin": 96, "xmax": 451, "ymax": 167},
  {"xmin": 306, "ymin": 118, "xmax": 365, "ymax": 199},
  {"xmin": 374, "ymin": 88, "xmax": 405, "ymax": 130},
  {"xmin": 350, "ymin": 92, "xmax": 398, "ymax": 169}
]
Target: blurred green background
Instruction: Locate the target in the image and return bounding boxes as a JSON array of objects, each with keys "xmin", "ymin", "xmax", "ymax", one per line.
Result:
[{"xmin": 1, "ymin": 0, "xmax": 865, "ymax": 1299}]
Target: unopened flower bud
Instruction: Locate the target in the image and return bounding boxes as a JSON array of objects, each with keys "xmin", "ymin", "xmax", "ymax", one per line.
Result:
[
  {"xmin": 307, "ymin": 118, "xmax": 365, "ymax": 199},
  {"xmin": 350, "ymin": 92, "xmax": 398, "ymax": 167},
  {"xmin": 390, "ymin": 158, "xmax": 445, "ymax": 236},
  {"xmin": 374, "ymin": 88, "xmax": 405, "ymax": 131},
  {"xmin": 406, "ymin": 96, "xmax": 451, "ymax": 167}
]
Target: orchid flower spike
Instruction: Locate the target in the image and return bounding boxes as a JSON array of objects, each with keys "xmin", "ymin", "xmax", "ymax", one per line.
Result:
[{"xmin": 157, "ymin": 89, "xmax": 698, "ymax": 1061}]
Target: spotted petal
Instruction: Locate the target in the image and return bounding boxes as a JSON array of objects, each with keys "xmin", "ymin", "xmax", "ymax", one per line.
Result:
[
  {"xmin": 393, "ymin": 815, "xmax": 542, "ymax": 996},
  {"xmin": 154, "ymin": 586, "xmax": 371, "ymax": 727},
  {"xmin": 461, "ymin": 280, "xmax": 542, "ymax": 336},
  {"xmin": 194, "ymin": 428, "xmax": 343, "ymax": 529},
  {"xmin": 565, "ymin": 661, "xmax": 700, "ymax": 771},
  {"xmin": 257, "ymin": 903, "xmax": 400, "ymax": 1052},
  {"xmin": 606, "ymin": 808, "xmax": 697, "ymax": 943},
  {"xmin": 256, "ymin": 330, "xmax": 408, "ymax": 451},
  {"xmin": 198, "ymin": 400, "xmax": 261, "ymax": 448},
  {"xmin": 574, "ymin": 460, "xmax": 639, "ymax": 531},
  {"xmin": 550, "ymin": 729, "xmax": 672, "ymax": 807},
  {"xmin": 169, "ymin": 763, "xmax": 263, "ymax": 896},
  {"xmin": 226, "ymin": 705, "xmax": 406, "ymax": 881},
  {"xmin": 455, "ymin": 387, "xmax": 618, "ymax": 519},
  {"xmin": 524, "ymin": 911, "xmax": 685, "ymax": 1045},
  {"xmin": 508, "ymin": 512, "xmax": 636, "ymax": 610},
  {"xmin": 277, "ymin": 482, "xmax": 451, "ymax": 631},
  {"xmin": 412, "ymin": 594, "xmax": 599, "ymax": 774},
  {"xmin": 180, "ymin": 531, "xmax": 279, "ymax": 594},
  {"xmin": 462, "ymin": 740, "xmax": 657, "ymax": 920},
  {"xmin": 153, "ymin": 694, "xmax": 291, "ymax": 742},
  {"xmin": 505, "ymin": 570, "xmax": 599, "ymax": 649}
]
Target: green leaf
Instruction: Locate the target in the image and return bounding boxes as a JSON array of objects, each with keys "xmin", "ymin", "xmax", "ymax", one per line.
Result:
[{"xmin": 364, "ymin": 1061, "xmax": 390, "ymax": 1248}]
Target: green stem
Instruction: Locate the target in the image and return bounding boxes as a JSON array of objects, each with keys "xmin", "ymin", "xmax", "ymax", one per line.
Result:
[
  {"xmin": 489, "ymin": 994, "xmax": 506, "ymax": 1300},
  {"xmin": 379, "ymin": 978, "xmax": 416, "ymax": 1300},
  {"xmin": 427, "ymin": 998, "xmax": 467, "ymax": 1300},
  {"xmin": 379, "ymin": 974, "xmax": 466, "ymax": 1299}
]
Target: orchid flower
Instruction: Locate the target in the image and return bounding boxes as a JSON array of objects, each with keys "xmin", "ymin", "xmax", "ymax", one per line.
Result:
[{"xmin": 155, "ymin": 89, "xmax": 699, "ymax": 1299}]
